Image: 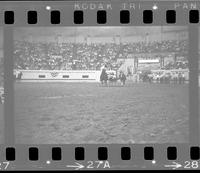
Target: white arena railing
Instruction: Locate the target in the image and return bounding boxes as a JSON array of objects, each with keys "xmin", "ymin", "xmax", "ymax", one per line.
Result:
[{"xmin": 14, "ymin": 70, "xmax": 116, "ymax": 82}]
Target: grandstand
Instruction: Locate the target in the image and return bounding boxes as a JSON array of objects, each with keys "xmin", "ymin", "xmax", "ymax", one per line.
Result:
[{"xmin": 14, "ymin": 40, "xmax": 188, "ymax": 70}]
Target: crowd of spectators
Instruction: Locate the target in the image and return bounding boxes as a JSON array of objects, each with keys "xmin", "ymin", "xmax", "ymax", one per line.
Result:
[
  {"xmin": 120, "ymin": 40, "xmax": 188, "ymax": 55},
  {"xmin": 13, "ymin": 40, "xmax": 188, "ymax": 71},
  {"xmin": 162, "ymin": 61, "xmax": 188, "ymax": 70}
]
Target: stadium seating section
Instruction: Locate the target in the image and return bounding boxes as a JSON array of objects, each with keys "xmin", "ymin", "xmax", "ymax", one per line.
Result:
[{"xmin": 13, "ymin": 40, "xmax": 188, "ymax": 71}]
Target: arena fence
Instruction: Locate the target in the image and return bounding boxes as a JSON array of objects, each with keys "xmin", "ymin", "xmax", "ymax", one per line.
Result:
[
  {"xmin": 15, "ymin": 70, "xmax": 100, "ymax": 82},
  {"xmin": 15, "ymin": 70, "xmax": 117, "ymax": 82},
  {"xmin": 14, "ymin": 69, "xmax": 189, "ymax": 82}
]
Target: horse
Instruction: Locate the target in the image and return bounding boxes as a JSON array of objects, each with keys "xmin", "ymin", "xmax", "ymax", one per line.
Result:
[
  {"xmin": 108, "ymin": 75, "xmax": 118, "ymax": 86},
  {"xmin": 100, "ymin": 69, "xmax": 108, "ymax": 86}
]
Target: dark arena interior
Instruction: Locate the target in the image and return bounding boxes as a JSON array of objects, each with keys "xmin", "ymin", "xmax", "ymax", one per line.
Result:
[{"xmin": 2, "ymin": 26, "xmax": 192, "ymax": 144}]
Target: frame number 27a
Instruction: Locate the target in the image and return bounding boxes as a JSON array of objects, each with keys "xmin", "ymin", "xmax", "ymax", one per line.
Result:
[{"xmin": 86, "ymin": 161, "xmax": 111, "ymax": 169}]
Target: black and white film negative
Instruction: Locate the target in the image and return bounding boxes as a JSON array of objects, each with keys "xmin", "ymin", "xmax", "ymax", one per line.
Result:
[{"xmin": 0, "ymin": 0, "xmax": 200, "ymax": 170}]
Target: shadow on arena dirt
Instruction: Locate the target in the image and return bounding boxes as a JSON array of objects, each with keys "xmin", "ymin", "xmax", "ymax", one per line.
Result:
[{"xmin": 14, "ymin": 82, "xmax": 189, "ymax": 144}]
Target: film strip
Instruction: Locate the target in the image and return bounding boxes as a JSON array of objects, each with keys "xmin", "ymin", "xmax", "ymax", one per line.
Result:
[{"xmin": 0, "ymin": 0, "xmax": 200, "ymax": 170}]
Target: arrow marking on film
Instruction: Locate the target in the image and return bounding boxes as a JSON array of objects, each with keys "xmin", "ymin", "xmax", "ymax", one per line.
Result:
[
  {"xmin": 66, "ymin": 162, "xmax": 84, "ymax": 170},
  {"xmin": 164, "ymin": 162, "xmax": 182, "ymax": 170}
]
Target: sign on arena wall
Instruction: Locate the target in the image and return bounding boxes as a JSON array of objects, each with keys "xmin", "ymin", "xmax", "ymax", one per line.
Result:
[
  {"xmin": 137, "ymin": 58, "xmax": 160, "ymax": 70},
  {"xmin": 138, "ymin": 58, "xmax": 160, "ymax": 63},
  {"xmin": 137, "ymin": 63, "xmax": 161, "ymax": 70},
  {"xmin": 50, "ymin": 72, "xmax": 59, "ymax": 77}
]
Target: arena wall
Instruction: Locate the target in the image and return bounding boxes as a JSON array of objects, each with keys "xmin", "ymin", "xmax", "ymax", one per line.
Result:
[
  {"xmin": 16, "ymin": 69, "xmax": 189, "ymax": 82},
  {"xmin": 17, "ymin": 70, "xmax": 113, "ymax": 82}
]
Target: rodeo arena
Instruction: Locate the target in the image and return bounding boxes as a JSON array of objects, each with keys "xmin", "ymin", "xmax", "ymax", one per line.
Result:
[{"xmin": 0, "ymin": 27, "xmax": 193, "ymax": 144}]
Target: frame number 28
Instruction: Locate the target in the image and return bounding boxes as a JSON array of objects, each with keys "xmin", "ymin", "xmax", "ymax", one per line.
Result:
[{"xmin": 184, "ymin": 161, "xmax": 199, "ymax": 169}]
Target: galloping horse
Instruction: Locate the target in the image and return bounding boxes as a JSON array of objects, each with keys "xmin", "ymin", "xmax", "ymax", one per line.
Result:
[{"xmin": 100, "ymin": 69, "xmax": 108, "ymax": 86}]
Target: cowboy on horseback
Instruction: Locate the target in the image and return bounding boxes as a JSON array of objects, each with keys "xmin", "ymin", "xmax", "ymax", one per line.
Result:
[
  {"xmin": 119, "ymin": 71, "xmax": 126, "ymax": 86},
  {"xmin": 100, "ymin": 65, "xmax": 108, "ymax": 86}
]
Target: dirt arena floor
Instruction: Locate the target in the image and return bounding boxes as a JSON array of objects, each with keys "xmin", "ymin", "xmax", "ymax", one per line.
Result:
[{"xmin": 14, "ymin": 82, "xmax": 189, "ymax": 144}]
